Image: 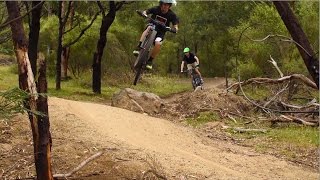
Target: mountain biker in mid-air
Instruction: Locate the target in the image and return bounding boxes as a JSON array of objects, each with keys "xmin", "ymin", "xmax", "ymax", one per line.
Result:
[
  {"xmin": 180, "ymin": 47, "xmax": 204, "ymax": 83},
  {"xmin": 133, "ymin": 0, "xmax": 179, "ymax": 70}
]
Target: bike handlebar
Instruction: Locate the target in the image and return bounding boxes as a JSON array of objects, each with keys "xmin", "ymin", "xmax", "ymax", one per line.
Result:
[{"xmin": 136, "ymin": 10, "xmax": 177, "ymax": 33}]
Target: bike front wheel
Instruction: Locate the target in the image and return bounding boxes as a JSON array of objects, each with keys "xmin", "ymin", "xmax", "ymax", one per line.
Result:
[{"xmin": 133, "ymin": 30, "xmax": 157, "ymax": 85}]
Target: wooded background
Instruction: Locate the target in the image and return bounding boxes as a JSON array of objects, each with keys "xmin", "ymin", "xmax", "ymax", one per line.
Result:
[
  {"xmin": 0, "ymin": 1, "xmax": 319, "ymax": 179},
  {"xmin": 1, "ymin": 1, "xmax": 318, "ymax": 80}
]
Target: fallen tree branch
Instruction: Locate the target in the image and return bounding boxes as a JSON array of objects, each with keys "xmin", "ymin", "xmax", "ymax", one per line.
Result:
[
  {"xmin": 227, "ymin": 114, "xmax": 237, "ymax": 123},
  {"xmin": 263, "ymin": 83, "xmax": 289, "ymax": 108},
  {"xmin": 228, "ymin": 112, "xmax": 253, "ymax": 120},
  {"xmin": 273, "ymin": 115, "xmax": 318, "ymax": 126},
  {"xmin": 228, "ymin": 74, "xmax": 318, "ymax": 90},
  {"xmin": 222, "ymin": 125, "xmax": 267, "ymax": 133},
  {"xmin": 279, "ymin": 101, "xmax": 319, "ymax": 110},
  {"xmin": 231, "ymin": 78, "xmax": 318, "ymax": 114},
  {"xmin": 53, "ymin": 151, "xmax": 104, "ymax": 178}
]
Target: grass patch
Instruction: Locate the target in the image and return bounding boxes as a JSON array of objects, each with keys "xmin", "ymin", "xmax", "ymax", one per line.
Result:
[
  {"xmin": 1, "ymin": 66, "xmax": 191, "ymax": 103},
  {"xmin": 0, "ymin": 65, "xmax": 18, "ymax": 90},
  {"xmin": 225, "ymin": 117, "xmax": 318, "ymax": 148},
  {"xmin": 267, "ymin": 125, "xmax": 319, "ymax": 147},
  {"xmin": 131, "ymin": 74, "xmax": 190, "ymax": 97},
  {"xmin": 241, "ymin": 85, "xmax": 270, "ymax": 100},
  {"xmin": 47, "ymin": 77, "xmax": 120, "ymax": 103},
  {"xmin": 186, "ymin": 112, "xmax": 220, "ymax": 127}
]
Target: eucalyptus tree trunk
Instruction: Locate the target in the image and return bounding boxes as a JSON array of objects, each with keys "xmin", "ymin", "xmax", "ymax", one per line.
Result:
[
  {"xmin": 28, "ymin": 1, "xmax": 43, "ymax": 76},
  {"xmin": 92, "ymin": 1, "xmax": 116, "ymax": 94},
  {"xmin": 273, "ymin": 1, "xmax": 319, "ymax": 89},
  {"xmin": 6, "ymin": 2, "xmax": 53, "ymax": 179},
  {"xmin": 61, "ymin": 1, "xmax": 74, "ymax": 80},
  {"xmin": 56, "ymin": 1, "xmax": 63, "ymax": 90}
]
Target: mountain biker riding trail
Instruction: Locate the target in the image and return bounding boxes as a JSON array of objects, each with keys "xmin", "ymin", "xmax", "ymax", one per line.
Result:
[
  {"xmin": 133, "ymin": 0, "xmax": 179, "ymax": 70},
  {"xmin": 180, "ymin": 47, "xmax": 204, "ymax": 84}
]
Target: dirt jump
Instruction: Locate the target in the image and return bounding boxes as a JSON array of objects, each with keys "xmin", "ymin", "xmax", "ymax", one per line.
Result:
[{"xmin": 0, "ymin": 77, "xmax": 318, "ymax": 179}]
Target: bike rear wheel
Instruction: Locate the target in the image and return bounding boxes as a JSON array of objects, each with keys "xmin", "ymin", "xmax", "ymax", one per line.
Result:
[{"xmin": 133, "ymin": 30, "xmax": 157, "ymax": 85}]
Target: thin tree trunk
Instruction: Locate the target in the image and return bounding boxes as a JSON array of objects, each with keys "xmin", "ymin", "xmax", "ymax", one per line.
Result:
[
  {"xmin": 37, "ymin": 54, "xmax": 53, "ymax": 180},
  {"xmin": 28, "ymin": 1, "xmax": 43, "ymax": 76},
  {"xmin": 92, "ymin": 1, "xmax": 116, "ymax": 94},
  {"xmin": 56, "ymin": 1, "xmax": 63, "ymax": 90},
  {"xmin": 273, "ymin": 1, "xmax": 319, "ymax": 89},
  {"xmin": 5, "ymin": 2, "xmax": 53, "ymax": 180},
  {"xmin": 61, "ymin": 1, "xmax": 74, "ymax": 80}
]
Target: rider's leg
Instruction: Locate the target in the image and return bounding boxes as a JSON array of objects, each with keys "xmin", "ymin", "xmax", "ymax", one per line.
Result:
[
  {"xmin": 194, "ymin": 67, "xmax": 204, "ymax": 83},
  {"xmin": 146, "ymin": 37, "xmax": 162, "ymax": 70},
  {"xmin": 194, "ymin": 68, "xmax": 202, "ymax": 77},
  {"xmin": 187, "ymin": 64, "xmax": 193, "ymax": 78},
  {"xmin": 133, "ymin": 26, "xmax": 151, "ymax": 56},
  {"xmin": 150, "ymin": 41, "xmax": 161, "ymax": 59},
  {"xmin": 140, "ymin": 26, "xmax": 151, "ymax": 43}
]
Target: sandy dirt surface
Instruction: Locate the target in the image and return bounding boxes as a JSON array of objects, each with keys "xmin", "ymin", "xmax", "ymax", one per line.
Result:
[
  {"xmin": 46, "ymin": 76, "xmax": 318, "ymax": 179},
  {"xmin": 1, "ymin": 77, "xmax": 318, "ymax": 179}
]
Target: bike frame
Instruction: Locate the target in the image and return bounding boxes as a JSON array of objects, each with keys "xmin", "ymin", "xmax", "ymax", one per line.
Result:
[
  {"xmin": 133, "ymin": 10, "xmax": 176, "ymax": 85},
  {"xmin": 188, "ymin": 68, "xmax": 203, "ymax": 90}
]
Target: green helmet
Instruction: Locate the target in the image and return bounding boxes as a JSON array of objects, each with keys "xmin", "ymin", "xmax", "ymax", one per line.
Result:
[{"xmin": 183, "ymin": 47, "xmax": 190, "ymax": 53}]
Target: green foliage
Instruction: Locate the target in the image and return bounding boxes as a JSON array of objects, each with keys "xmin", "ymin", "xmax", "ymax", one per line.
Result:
[
  {"xmin": 169, "ymin": 1, "xmax": 253, "ymax": 77},
  {"xmin": 0, "ymin": 65, "xmax": 18, "ymax": 90},
  {"xmin": 229, "ymin": 4, "xmax": 287, "ymax": 78},
  {"xmin": 155, "ymin": 40, "xmax": 180, "ymax": 75},
  {"xmin": 229, "ymin": 2, "xmax": 318, "ymax": 79},
  {"xmin": 39, "ymin": 16, "xmax": 59, "ymax": 52},
  {"xmin": 234, "ymin": 59, "xmax": 263, "ymax": 80},
  {"xmin": 39, "ymin": 16, "xmax": 59, "ymax": 77},
  {"xmin": 1, "ymin": 1, "xmax": 318, "ymax": 81},
  {"xmin": 0, "ymin": 29, "xmax": 13, "ymax": 54},
  {"xmin": 282, "ymin": 57, "xmax": 308, "ymax": 75},
  {"xmin": 0, "ymin": 88, "xmax": 28, "ymax": 119},
  {"xmin": 240, "ymin": 85, "xmax": 270, "ymax": 100},
  {"xmin": 295, "ymin": 1, "xmax": 319, "ymax": 52}
]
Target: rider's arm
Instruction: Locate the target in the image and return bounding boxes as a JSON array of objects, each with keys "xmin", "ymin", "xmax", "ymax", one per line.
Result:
[
  {"xmin": 194, "ymin": 56, "xmax": 200, "ymax": 64},
  {"xmin": 180, "ymin": 61, "xmax": 185, "ymax": 72},
  {"xmin": 142, "ymin": 10, "xmax": 147, "ymax": 16}
]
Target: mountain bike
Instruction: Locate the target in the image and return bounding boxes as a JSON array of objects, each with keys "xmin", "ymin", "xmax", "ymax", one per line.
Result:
[
  {"xmin": 133, "ymin": 10, "xmax": 176, "ymax": 85},
  {"xmin": 184, "ymin": 68, "xmax": 204, "ymax": 90}
]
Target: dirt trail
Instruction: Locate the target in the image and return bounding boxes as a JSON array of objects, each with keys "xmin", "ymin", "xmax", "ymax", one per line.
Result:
[{"xmin": 48, "ymin": 77, "xmax": 318, "ymax": 179}]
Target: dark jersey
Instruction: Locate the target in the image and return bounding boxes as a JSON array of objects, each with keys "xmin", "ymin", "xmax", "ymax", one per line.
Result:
[
  {"xmin": 183, "ymin": 53, "xmax": 197, "ymax": 64},
  {"xmin": 146, "ymin": 6, "xmax": 179, "ymax": 34}
]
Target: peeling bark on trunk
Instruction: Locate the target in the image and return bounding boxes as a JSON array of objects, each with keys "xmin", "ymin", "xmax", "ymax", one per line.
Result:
[
  {"xmin": 273, "ymin": 1, "xmax": 319, "ymax": 89},
  {"xmin": 37, "ymin": 55, "xmax": 53, "ymax": 180},
  {"xmin": 92, "ymin": 1, "xmax": 116, "ymax": 94},
  {"xmin": 6, "ymin": 2, "xmax": 53, "ymax": 179}
]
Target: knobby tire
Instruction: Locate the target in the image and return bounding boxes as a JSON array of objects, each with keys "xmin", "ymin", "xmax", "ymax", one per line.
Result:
[{"xmin": 133, "ymin": 30, "xmax": 157, "ymax": 85}]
